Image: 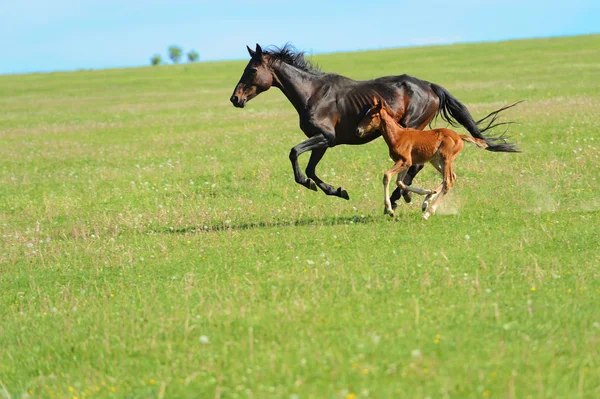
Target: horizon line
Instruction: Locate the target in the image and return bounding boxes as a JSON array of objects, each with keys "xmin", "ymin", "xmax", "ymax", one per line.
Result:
[{"xmin": 2, "ymin": 32, "xmax": 598, "ymax": 78}]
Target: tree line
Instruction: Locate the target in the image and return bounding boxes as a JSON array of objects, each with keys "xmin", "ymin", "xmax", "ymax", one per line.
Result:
[{"xmin": 151, "ymin": 46, "xmax": 199, "ymax": 66}]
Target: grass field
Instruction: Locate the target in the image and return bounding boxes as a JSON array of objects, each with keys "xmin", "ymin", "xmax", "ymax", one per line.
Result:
[{"xmin": 1, "ymin": 34, "xmax": 600, "ymax": 398}]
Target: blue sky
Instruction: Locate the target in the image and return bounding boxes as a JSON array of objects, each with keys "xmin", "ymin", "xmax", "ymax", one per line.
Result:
[{"xmin": 1, "ymin": 0, "xmax": 598, "ymax": 74}]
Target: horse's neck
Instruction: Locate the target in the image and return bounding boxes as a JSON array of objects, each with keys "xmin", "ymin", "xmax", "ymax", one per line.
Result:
[
  {"xmin": 380, "ymin": 113, "xmax": 403, "ymax": 150},
  {"xmin": 271, "ymin": 62, "xmax": 322, "ymax": 113}
]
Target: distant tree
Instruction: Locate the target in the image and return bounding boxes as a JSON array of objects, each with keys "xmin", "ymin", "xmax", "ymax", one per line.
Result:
[
  {"xmin": 187, "ymin": 50, "xmax": 199, "ymax": 63},
  {"xmin": 150, "ymin": 54, "xmax": 162, "ymax": 66},
  {"xmin": 168, "ymin": 46, "xmax": 183, "ymax": 64}
]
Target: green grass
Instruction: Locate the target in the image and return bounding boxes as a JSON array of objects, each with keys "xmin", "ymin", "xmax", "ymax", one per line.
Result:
[{"xmin": 1, "ymin": 34, "xmax": 600, "ymax": 398}]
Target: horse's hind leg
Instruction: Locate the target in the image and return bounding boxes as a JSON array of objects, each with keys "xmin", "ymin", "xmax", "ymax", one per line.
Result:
[{"xmin": 305, "ymin": 148, "xmax": 349, "ymax": 200}]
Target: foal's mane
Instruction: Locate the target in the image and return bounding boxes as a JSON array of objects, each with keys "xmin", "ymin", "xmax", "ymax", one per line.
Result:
[{"xmin": 264, "ymin": 44, "xmax": 323, "ymax": 75}]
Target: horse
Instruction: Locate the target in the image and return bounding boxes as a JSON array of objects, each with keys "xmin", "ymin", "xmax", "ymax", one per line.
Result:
[
  {"xmin": 357, "ymin": 97, "xmax": 518, "ymax": 219},
  {"xmin": 230, "ymin": 43, "xmax": 518, "ymax": 208}
]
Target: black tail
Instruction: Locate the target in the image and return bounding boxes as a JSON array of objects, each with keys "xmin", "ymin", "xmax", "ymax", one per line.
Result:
[{"xmin": 430, "ymin": 83, "xmax": 522, "ymax": 153}]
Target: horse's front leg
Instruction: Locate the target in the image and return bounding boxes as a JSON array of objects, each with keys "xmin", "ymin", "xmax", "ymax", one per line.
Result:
[
  {"xmin": 305, "ymin": 148, "xmax": 349, "ymax": 200},
  {"xmin": 289, "ymin": 134, "xmax": 330, "ymax": 192}
]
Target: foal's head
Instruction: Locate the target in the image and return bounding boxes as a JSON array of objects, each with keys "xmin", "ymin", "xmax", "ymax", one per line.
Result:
[
  {"xmin": 230, "ymin": 44, "xmax": 274, "ymax": 108},
  {"xmin": 356, "ymin": 96, "xmax": 391, "ymax": 138}
]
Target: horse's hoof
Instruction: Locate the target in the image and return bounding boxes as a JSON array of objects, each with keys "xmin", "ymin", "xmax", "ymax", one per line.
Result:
[
  {"xmin": 391, "ymin": 202, "xmax": 398, "ymax": 211},
  {"xmin": 307, "ymin": 179, "xmax": 318, "ymax": 192},
  {"xmin": 337, "ymin": 187, "xmax": 350, "ymax": 200},
  {"xmin": 384, "ymin": 207, "xmax": 394, "ymax": 217},
  {"xmin": 423, "ymin": 212, "xmax": 431, "ymax": 220},
  {"xmin": 402, "ymin": 191, "xmax": 412, "ymax": 203}
]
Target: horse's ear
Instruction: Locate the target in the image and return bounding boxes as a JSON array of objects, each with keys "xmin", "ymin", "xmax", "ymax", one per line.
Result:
[
  {"xmin": 247, "ymin": 45, "xmax": 255, "ymax": 57},
  {"xmin": 255, "ymin": 44, "xmax": 263, "ymax": 56}
]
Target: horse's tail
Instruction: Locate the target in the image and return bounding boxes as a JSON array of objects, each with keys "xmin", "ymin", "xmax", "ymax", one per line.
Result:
[{"xmin": 430, "ymin": 83, "xmax": 521, "ymax": 153}]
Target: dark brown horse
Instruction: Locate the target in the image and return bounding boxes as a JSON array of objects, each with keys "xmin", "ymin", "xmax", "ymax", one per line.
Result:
[{"xmin": 230, "ymin": 44, "xmax": 517, "ymax": 207}]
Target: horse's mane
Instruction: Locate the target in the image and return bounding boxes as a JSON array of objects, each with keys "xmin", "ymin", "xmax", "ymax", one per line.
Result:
[{"xmin": 264, "ymin": 44, "xmax": 323, "ymax": 75}]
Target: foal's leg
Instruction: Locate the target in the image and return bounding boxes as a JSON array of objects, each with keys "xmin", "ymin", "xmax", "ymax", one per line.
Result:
[
  {"xmin": 396, "ymin": 170, "xmax": 435, "ymax": 196},
  {"xmin": 400, "ymin": 164, "xmax": 426, "ymax": 201},
  {"xmin": 383, "ymin": 161, "xmax": 409, "ymax": 216},
  {"xmin": 391, "ymin": 111, "xmax": 437, "ymax": 207},
  {"xmin": 305, "ymin": 148, "xmax": 350, "ymax": 200},
  {"xmin": 423, "ymin": 158, "xmax": 456, "ymax": 220},
  {"xmin": 395, "ymin": 170, "xmax": 408, "ymax": 193},
  {"xmin": 390, "ymin": 165, "xmax": 424, "ymax": 208},
  {"xmin": 422, "ymin": 158, "xmax": 445, "ymax": 212}
]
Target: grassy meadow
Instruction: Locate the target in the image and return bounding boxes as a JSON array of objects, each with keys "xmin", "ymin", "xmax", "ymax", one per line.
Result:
[{"xmin": 1, "ymin": 35, "xmax": 600, "ymax": 398}]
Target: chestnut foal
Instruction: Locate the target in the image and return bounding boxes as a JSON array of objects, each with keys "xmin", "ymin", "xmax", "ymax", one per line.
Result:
[{"xmin": 357, "ymin": 97, "xmax": 494, "ymax": 219}]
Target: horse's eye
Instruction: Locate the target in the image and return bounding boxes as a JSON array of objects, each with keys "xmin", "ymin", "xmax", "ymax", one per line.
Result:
[{"xmin": 249, "ymin": 68, "xmax": 257, "ymax": 74}]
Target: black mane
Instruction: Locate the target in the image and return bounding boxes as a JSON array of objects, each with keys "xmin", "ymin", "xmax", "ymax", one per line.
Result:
[{"xmin": 264, "ymin": 44, "xmax": 323, "ymax": 75}]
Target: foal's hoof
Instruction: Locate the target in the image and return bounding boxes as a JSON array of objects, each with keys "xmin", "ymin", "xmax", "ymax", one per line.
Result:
[
  {"xmin": 306, "ymin": 179, "xmax": 318, "ymax": 192},
  {"xmin": 336, "ymin": 187, "xmax": 350, "ymax": 200},
  {"xmin": 421, "ymin": 200, "xmax": 429, "ymax": 212},
  {"xmin": 384, "ymin": 208, "xmax": 394, "ymax": 217},
  {"xmin": 422, "ymin": 193, "xmax": 435, "ymax": 212},
  {"xmin": 402, "ymin": 191, "xmax": 412, "ymax": 203},
  {"xmin": 422, "ymin": 211, "xmax": 431, "ymax": 220}
]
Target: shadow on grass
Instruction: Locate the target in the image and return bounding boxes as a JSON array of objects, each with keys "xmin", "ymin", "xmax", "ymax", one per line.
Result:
[{"xmin": 156, "ymin": 214, "xmax": 382, "ymax": 234}]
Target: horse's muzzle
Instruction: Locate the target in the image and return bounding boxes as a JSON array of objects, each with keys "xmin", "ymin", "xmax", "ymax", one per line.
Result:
[{"xmin": 230, "ymin": 95, "xmax": 246, "ymax": 108}]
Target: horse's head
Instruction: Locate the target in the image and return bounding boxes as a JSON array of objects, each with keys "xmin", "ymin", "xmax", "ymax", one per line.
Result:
[
  {"xmin": 357, "ymin": 96, "xmax": 388, "ymax": 137},
  {"xmin": 230, "ymin": 44, "xmax": 274, "ymax": 108}
]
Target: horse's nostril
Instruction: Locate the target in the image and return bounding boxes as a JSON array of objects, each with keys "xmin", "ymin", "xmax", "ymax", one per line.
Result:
[{"xmin": 230, "ymin": 95, "xmax": 239, "ymax": 104}]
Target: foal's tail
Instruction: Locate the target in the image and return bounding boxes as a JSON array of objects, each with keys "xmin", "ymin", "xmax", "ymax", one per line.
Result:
[
  {"xmin": 459, "ymin": 135, "xmax": 519, "ymax": 153},
  {"xmin": 460, "ymin": 135, "xmax": 489, "ymax": 149},
  {"xmin": 430, "ymin": 83, "xmax": 521, "ymax": 153}
]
